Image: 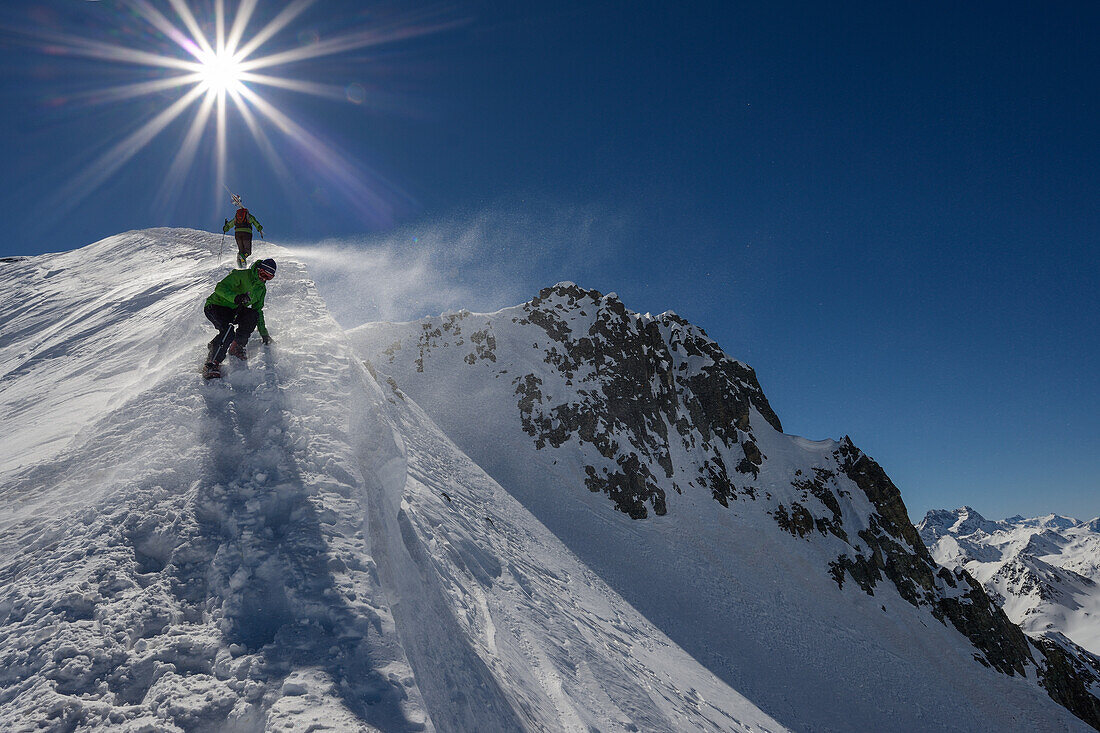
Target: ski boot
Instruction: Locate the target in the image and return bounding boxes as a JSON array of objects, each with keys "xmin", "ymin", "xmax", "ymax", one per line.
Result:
[
  {"xmin": 228, "ymin": 340, "xmax": 247, "ymax": 361},
  {"xmin": 202, "ymin": 361, "xmax": 222, "ymax": 379},
  {"xmin": 236, "ymin": 253, "xmax": 248, "ymax": 269}
]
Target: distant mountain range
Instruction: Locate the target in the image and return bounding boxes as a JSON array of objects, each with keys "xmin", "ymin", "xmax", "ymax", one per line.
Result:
[{"xmin": 920, "ymin": 506, "xmax": 1100, "ymax": 657}]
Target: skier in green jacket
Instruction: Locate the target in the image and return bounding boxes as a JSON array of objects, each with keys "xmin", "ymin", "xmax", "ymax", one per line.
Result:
[
  {"xmin": 202, "ymin": 258, "xmax": 276, "ymax": 379},
  {"xmin": 223, "ymin": 204, "xmax": 264, "ymax": 268}
]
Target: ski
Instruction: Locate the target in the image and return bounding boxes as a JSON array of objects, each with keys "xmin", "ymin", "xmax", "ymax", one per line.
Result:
[{"xmin": 223, "ymin": 183, "xmax": 244, "ymax": 209}]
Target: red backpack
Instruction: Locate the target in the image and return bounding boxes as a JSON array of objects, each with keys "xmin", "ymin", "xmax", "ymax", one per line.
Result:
[{"xmin": 234, "ymin": 208, "xmax": 249, "ymax": 225}]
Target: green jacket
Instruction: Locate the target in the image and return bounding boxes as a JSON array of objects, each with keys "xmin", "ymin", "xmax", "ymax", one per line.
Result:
[
  {"xmin": 205, "ymin": 263, "xmax": 270, "ymax": 338},
  {"xmin": 223, "ymin": 211, "xmax": 263, "ymax": 235}
]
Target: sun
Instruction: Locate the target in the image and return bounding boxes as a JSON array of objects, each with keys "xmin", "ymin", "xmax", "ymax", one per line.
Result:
[
  {"xmin": 23, "ymin": 1, "xmax": 462, "ymax": 223},
  {"xmin": 197, "ymin": 50, "xmax": 244, "ymax": 94}
]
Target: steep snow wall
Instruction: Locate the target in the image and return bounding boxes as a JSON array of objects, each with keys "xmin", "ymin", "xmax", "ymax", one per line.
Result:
[{"xmin": 0, "ymin": 230, "xmax": 783, "ymax": 732}]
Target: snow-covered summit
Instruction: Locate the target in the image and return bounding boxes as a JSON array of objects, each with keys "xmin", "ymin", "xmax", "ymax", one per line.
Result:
[
  {"xmin": 351, "ymin": 282, "xmax": 1100, "ymax": 731},
  {"xmin": 919, "ymin": 506, "xmax": 1006, "ymax": 539},
  {"xmin": 1027, "ymin": 514, "xmax": 1085, "ymax": 532}
]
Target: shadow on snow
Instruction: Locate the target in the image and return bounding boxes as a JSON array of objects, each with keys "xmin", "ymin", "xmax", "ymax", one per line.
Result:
[{"xmin": 191, "ymin": 346, "xmax": 422, "ymax": 731}]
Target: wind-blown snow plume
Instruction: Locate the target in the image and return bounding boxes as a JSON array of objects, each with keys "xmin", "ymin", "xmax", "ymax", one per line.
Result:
[{"xmin": 281, "ymin": 203, "xmax": 631, "ymax": 328}]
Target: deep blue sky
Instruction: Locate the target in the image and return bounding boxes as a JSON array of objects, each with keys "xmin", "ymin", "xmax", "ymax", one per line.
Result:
[{"xmin": 1, "ymin": 1, "xmax": 1096, "ymax": 521}]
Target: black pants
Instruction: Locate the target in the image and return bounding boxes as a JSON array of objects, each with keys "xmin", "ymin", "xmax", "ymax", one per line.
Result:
[
  {"xmin": 205, "ymin": 304, "xmax": 258, "ymax": 363},
  {"xmin": 234, "ymin": 231, "xmax": 253, "ymax": 258}
]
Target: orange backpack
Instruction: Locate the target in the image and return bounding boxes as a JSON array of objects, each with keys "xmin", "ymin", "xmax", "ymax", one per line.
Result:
[{"xmin": 234, "ymin": 208, "xmax": 249, "ymax": 225}]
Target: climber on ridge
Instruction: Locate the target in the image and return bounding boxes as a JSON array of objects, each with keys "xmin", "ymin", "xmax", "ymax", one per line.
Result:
[
  {"xmin": 222, "ymin": 192, "xmax": 264, "ymax": 269},
  {"xmin": 202, "ymin": 258, "xmax": 276, "ymax": 379}
]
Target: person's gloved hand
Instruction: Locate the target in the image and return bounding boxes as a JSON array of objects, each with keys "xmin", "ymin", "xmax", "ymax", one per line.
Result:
[
  {"xmin": 259, "ymin": 227, "xmax": 264, "ymax": 240},
  {"xmin": 224, "ymin": 218, "xmax": 229, "ymax": 226},
  {"xmin": 261, "ymin": 334, "xmax": 273, "ymax": 345},
  {"xmin": 234, "ymin": 293, "xmax": 251, "ymax": 305}
]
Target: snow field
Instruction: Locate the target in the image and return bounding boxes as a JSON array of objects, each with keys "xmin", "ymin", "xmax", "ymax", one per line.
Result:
[{"xmin": 355, "ymin": 369, "xmax": 784, "ymax": 732}]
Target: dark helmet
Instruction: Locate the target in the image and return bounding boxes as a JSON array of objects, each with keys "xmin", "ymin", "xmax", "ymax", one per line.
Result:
[{"xmin": 256, "ymin": 259, "xmax": 277, "ymax": 278}]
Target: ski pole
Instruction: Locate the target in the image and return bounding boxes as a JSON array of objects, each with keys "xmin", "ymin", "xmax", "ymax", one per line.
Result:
[
  {"xmin": 215, "ymin": 305, "xmax": 245, "ymax": 356},
  {"xmin": 219, "ymin": 228, "xmax": 226, "ymax": 265}
]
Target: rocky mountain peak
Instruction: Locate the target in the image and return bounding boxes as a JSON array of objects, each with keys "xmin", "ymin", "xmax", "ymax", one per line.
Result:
[
  {"xmin": 507, "ymin": 282, "xmax": 787, "ymax": 517},
  {"xmin": 918, "ymin": 506, "xmax": 1004, "ymax": 540},
  {"xmin": 1034, "ymin": 513, "xmax": 1082, "ymax": 532},
  {"xmin": 917, "ymin": 508, "xmax": 962, "ymax": 538},
  {"xmin": 354, "ymin": 284, "xmax": 1100, "ymax": 729},
  {"xmin": 954, "ymin": 506, "xmax": 1004, "ymax": 535}
]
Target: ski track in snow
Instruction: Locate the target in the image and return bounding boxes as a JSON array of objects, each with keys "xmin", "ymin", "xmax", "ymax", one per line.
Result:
[{"xmin": 0, "ymin": 230, "xmax": 785, "ymax": 732}]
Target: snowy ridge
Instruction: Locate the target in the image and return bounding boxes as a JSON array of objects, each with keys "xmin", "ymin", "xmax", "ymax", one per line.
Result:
[
  {"xmin": 1, "ymin": 232, "xmax": 429, "ymax": 730},
  {"xmin": 920, "ymin": 507, "xmax": 1100, "ymax": 657},
  {"xmin": 352, "ymin": 282, "xmax": 1099, "ymax": 731},
  {"xmin": 0, "ymin": 231, "xmax": 783, "ymax": 731}
]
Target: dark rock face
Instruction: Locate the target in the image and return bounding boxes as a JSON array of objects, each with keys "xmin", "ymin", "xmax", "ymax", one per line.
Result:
[
  {"xmin": 836, "ymin": 438, "xmax": 925, "ymax": 552},
  {"xmin": 934, "ymin": 567, "xmax": 1034, "ymax": 677},
  {"xmin": 773, "ymin": 502, "xmax": 816, "ymax": 538},
  {"xmin": 508, "ymin": 284, "xmax": 781, "ymax": 519},
  {"xmin": 831, "ymin": 438, "xmax": 1034, "ymax": 676},
  {"xmin": 789, "ymin": 467, "xmax": 847, "ymax": 541},
  {"xmin": 1034, "ymin": 636, "xmax": 1100, "ymax": 730}
]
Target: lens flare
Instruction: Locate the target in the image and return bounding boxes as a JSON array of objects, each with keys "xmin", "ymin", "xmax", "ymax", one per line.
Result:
[
  {"xmin": 346, "ymin": 83, "xmax": 366, "ymax": 105},
  {"xmin": 197, "ymin": 49, "xmax": 244, "ymax": 94},
  {"xmin": 22, "ymin": 1, "xmax": 465, "ymax": 224}
]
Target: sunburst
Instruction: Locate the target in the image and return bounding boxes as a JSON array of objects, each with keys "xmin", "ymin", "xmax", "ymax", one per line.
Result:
[
  {"xmin": 24, "ymin": 0, "xmax": 460, "ymax": 224},
  {"xmin": 196, "ymin": 48, "xmax": 245, "ymax": 94}
]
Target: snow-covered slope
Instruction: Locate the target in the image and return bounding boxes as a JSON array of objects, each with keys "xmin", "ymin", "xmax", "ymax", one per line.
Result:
[
  {"xmin": 4, "ymin": 234, "xmax": 1099, "ymax": 732},
  {"xmin": 920, "ymin": 507, "xmax": 1100, "ymax": 656},
  {"xmin": 351, "ymin": 282, "xmax": 1100, "ymax": 731},
  {"xmin": 0, "ymin": 231, "xmax": 784, "ymax": 732}
]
